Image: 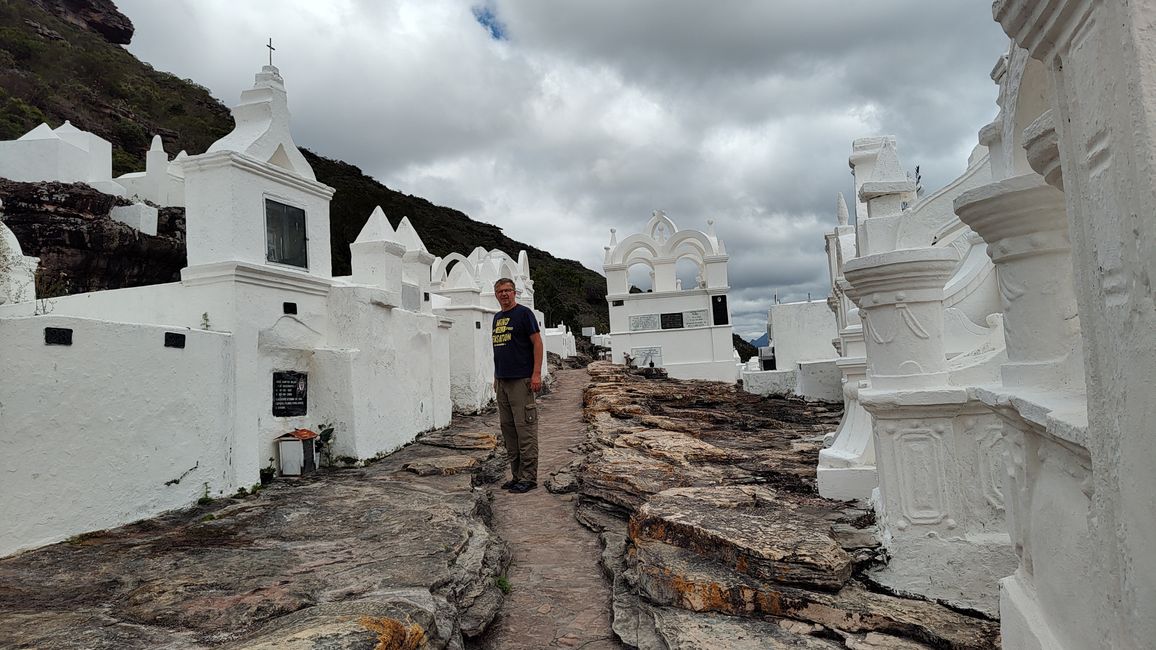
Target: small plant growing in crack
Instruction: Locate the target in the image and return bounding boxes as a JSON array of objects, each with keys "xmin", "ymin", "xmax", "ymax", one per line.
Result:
[
  {"xmin": 196, "ymin": 482, "xmax": 213, "ymax": 505},
  {"xmin": 495, "ymin": 575, "xmax": 512, "ymax": 594}
]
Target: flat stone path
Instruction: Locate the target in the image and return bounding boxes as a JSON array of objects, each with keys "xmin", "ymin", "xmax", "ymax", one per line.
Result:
[{"xmin": 476, "ymin": 368, "xmax": 621, "ymax": 649}]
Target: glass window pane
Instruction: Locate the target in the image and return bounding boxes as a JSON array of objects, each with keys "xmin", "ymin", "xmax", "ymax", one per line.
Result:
[{"xmin": 265, "ymin": 199, "xmax": 308, "ymax": 268}]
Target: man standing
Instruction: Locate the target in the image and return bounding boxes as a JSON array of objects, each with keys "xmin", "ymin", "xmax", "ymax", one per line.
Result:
[{"xmin": 492, "ymin": 277, "xmax": 544, "ymax": 493}]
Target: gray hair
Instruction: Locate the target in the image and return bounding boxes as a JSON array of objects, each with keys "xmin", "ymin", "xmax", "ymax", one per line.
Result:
[{"xmin": 494, "ymin": 277, "xmax": 516, "ymax": 291}]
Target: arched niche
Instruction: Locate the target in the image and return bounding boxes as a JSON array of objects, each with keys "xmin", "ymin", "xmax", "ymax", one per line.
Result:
[
  {"xmin": 675, "ymin": 255, "xmax": 703, "ymax": 290},
  {"xmin": 628, "ymin": 260, "xmax": 655, "ymax": 293},
  {"xmin": 445, "ymin": 258, "xmax": 479, "ymax": 290}
]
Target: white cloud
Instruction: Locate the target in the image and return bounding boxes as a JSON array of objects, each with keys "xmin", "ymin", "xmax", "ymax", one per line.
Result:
[{"xmin": 115, "ymin": 0, "xmax": 1010, "ymax": 339}]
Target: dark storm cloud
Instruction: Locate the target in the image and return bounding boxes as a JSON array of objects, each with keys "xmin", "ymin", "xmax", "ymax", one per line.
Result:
[{"xmin": 115, "ymin": 0, "xmax": 1010, "ymax": 338}]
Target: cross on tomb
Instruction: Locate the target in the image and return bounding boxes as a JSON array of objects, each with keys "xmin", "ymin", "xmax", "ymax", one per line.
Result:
[{"xmin": 267, "ymin": 37, "xmax": 276, "ymax": 66}]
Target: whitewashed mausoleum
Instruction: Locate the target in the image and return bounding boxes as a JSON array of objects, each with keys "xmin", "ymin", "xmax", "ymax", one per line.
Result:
[
  {"xmin": 0, "ymin": 63, "xmax": 536, "ymax": 558},
  {"xmin": 812, "ymin": 2, "xmax": 1156, "ymax": 647},
  {"xmin": 602, "ymin": 210, "xmax": 735, "ymax": 382}
]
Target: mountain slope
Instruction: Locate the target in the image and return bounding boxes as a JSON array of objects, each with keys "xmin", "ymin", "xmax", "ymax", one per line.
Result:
[{"xmin": 0, "ymin": 0, "xmax": 608, "ymax": 329}]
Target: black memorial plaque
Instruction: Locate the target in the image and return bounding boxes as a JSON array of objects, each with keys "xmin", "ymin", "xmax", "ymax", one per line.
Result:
[
  {"xmin": 164, "ymin": 332, "xmax": 186, "ymax": 348},
  {"xmin": 712, "ymin": 295, "xmax": 730, "ymax": 325},
  {"xmin": 44, "ymin": 327, "xmax": 73, "ymax": 346},
  {"xmin": 660, "ymin": 312, "xmax": 684, "ymax": 330},
  {"xmin": 272, "ymin": 371, "xmax": 308, "ymax": 417}
]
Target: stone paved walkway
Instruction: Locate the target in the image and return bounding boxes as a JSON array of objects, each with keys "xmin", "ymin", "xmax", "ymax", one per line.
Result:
[{"xmin": 475, "ymin": 368, "xmax": 622, "ymax": 650}]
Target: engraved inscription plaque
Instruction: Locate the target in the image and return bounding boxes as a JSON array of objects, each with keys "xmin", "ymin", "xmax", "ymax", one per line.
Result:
[
  {"xmin": 272, "ymin": 371, "xmax": 308, "ymax": 417},
  {"xmin": 629, "ymin": 313, "xmax": 661, "ymax": 331},
  {"xmin": 683, "ymin": 309, "xmax": 709, "ymax": 328},
  {"xmin": 630, "ymin": 346, "xmax": 663, "ymax": 368},
  {"xmin": 660, "ymin": 312, "xmax": 684, "ymax": 329}
]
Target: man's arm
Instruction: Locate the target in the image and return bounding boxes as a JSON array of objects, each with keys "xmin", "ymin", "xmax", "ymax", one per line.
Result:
[{"xmin": 530, "ymin": 331, "xmax": 544, "ymax": 392}]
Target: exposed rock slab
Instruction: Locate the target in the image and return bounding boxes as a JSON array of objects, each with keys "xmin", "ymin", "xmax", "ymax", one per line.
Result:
[
  {"xmin": 631, "ymin": 486, "xmax": 852, "ymax": 591},
  {"xmin": 418, "ymin": 430, "xmax": 499, "ymax": 451},
  {"xmin": 403, "ymin": 454, "xmax": 480, "ymax": 476},
  {"xmin": 0, "ymin": 414, "xmax": 510, "ymax": 649},
  {"xmin": 633, "ymin": 539, "xmax": 999, "ymax": 649},
  {"xmin": 578, "ymin": 362, "xmax": 998, "ymax": 649},
  {"xmin": 0, "ymin": 179, "xmax": 185, "ymax": 296}
]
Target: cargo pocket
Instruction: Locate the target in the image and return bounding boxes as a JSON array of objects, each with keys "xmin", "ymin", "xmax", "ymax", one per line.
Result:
[{"xmin": 524, "ymin": 404, "xmax": 538, "ymax": 425}]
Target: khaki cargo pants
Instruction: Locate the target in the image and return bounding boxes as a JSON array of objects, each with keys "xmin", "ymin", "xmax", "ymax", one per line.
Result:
[{"xmin": 496, "ymin": 378, "xmax": 539, "ymax": 483}]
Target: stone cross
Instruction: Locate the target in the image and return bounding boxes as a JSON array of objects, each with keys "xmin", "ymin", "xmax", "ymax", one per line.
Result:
[{"xmin": 267, "ymin": 38, "xmax": 276, "ymax": 66}]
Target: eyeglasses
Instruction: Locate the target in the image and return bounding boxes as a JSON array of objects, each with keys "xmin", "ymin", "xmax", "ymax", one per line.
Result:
[{"xmin": 495, "ymin": 289, "xmax": 516, "ymax": 295}]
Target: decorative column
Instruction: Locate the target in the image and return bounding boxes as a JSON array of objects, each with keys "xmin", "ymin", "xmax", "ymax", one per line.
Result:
[
  {"xmin": 817, "ymin": 194, "xmax": 878, "ymax": 500},
  {"xmin": 843, "ymin": 246, "xmax": 1015, "ymax": 613},
  {"xmin": 955, "ymin": 155, "xmax": 1093, "ymax": 648},
  {"xmin": 843, "ymin": 247, "xmax": 960, "ymax": 528},
  {"xmin": 955, "ymin": 173, "xmax": 1082, "ymax": 391}
]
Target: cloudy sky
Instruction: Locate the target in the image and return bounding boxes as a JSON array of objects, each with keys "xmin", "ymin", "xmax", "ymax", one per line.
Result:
[{"xmin": 115, "ymin": 1, "xmax": 1010, "ymax": 338}]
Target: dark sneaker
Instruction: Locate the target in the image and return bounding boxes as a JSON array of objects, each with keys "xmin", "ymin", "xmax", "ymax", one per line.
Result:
[
  {"xmin": 509, "ymin": 481, "xmax": 537, "ymax": 493},
  {"xmin": 500, "ymin": 479, "xmax": 518, "ymax": 490}
]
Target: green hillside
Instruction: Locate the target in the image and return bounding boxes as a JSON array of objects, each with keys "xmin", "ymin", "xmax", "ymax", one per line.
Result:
[{"xmin": 0, "ymin": 0, "xmax": 607, "ymax": 329}]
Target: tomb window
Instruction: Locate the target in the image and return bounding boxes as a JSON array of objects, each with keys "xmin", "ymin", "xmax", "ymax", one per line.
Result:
[{"xmin": 265, "ymin": 198, "xmax": 308, "ymax": 268}]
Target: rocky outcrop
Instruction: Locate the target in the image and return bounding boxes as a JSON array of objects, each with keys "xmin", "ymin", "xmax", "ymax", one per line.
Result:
[
  {"xmin": 578, "ymin": 362, "xmax": 1000, "ymax": 649},
  {"xmin": 29, "ymin": 0, "xmax": 134, "ymax": 44},
  {"xmin": 0, "ymin": 417, "xmax": 511, "ymax": 649},
  {"xmin": 0, "ymin": 179, "xmax": 185, "ymax": 296}
]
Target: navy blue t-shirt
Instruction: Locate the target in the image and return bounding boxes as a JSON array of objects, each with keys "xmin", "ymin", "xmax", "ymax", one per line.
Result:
[{"xmin": 492, "ymin": 304, "xmax": 540, "ymax": 379}]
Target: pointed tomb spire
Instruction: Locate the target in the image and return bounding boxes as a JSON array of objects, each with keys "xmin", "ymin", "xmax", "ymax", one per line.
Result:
[
  {"xmin": 858, "ymin": 137, "xmax": 915, "ymax": 204},
  {"xmin": 207, "ymin": 50, "xmax": 316, "ymax": 180},
  {"xmin": 355, "ymin": 206, "xmax": 398, "ymax": 243},
  {"xmin": 836, "ymin": 192, "xmax": 849, "ymax": 226}
]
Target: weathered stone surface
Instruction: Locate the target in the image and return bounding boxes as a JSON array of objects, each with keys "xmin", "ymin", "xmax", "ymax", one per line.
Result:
[
  {"xmin": 418, "ymin": 430, "xmax": 499, "ymax": 451},
  {"xmin": 580, "ymin": 446, "xmax": 753, "ymax": 511},
  {"xmin": 578, "ymin": 362, "xmax": 998, "ymax": 649},
  {"xmin": 545, "ymin": 463, "xmax": 580, "ymax": 494},
  {"xmin": 403, "ymin": 454, "xmax": 479, "ymax": 476},
  {"xmin": 641, "ymin": 605, "xmax": 844, "ymax": 649},
  {"xmin": 614, "ymin": 428, "xmax": 747, "ymax": 464},
  {"xmin": 30, "ymin": 0, "xmax": 134, "ymax": 44},
  {"xmin": 0, "ymin": 180, "xmax": 185, "ymax": 296},
  {"xmin": 633, "ymin": 540, "xmax": 1000, "ymax": 649},
  {"xmin": 0, "ymin": 418, "xmax": 509, "ymax": 649},
  {"xmin": 631, "ymin": 486, "xmax": 852, "ymax": 591}
]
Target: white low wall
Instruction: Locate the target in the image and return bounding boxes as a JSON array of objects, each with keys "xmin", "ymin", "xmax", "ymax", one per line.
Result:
[
  {"xmin": 741, "ymin": 369, "xmax": 797, "ymax": 396},
  {"xmin": 769, "ymin": 300, "xmax": 838, "ymax": 368},
  {"xmin": 0, "ymin": 315, "xmax": 236, "ymax": 557},
  {"xmin": 542, "ymin": 327, "xmax": 576, "ymax": 358},
  {"xmin": 795, "ymin": 359, "xmax": 843, "ymax": 402}
]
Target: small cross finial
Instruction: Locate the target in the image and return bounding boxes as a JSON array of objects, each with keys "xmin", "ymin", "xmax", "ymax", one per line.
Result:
[{"xmin": 267, "ymin": 37, "xmax": 276, "ymax": 66}]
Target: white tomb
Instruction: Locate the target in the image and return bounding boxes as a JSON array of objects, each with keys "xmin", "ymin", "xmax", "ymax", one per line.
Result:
[
  {"xmin": 0, "ymin": 120, "xmax": 126, "ymax": 197},
  {"xmin": 541, "ymin": 323, "xmax": 577, "ymax": 359},
  {"xmin": 832, "ymin": 131, "xmax": 1016, "ymax": 614},
  {"xmin": 0, "ymin": 63, "xmax": 453, "ymax": 557},
  {"xmin": 603, "ymin": 210, "xmax": 735, "ymax": 382},
  {"xmin": 952, "ymin": 3, "xmax": 1156, "ymax": 643},
  {"xmin": 430, "ymin": 244, "xmax": 543, "ymax": 413},
  {"xmin": 117, "ymin": 134, "xmax": 187, "ymax": 208}
]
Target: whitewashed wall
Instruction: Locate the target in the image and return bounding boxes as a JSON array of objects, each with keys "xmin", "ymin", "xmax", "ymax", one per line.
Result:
[
  {"xmin": 0, "ymin": 315, "xmax": 235, "ymax": 557},
  {"xmin": 439, "ymin": 305, "xmax": 496, "ymax": 413},
  {"xmin": 542, "ymin": 325, "xmax": 576, "ymax": 359},
  {"xmin": 768, "ymin": 300, "xmax": 838, "ymax": 369}
]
